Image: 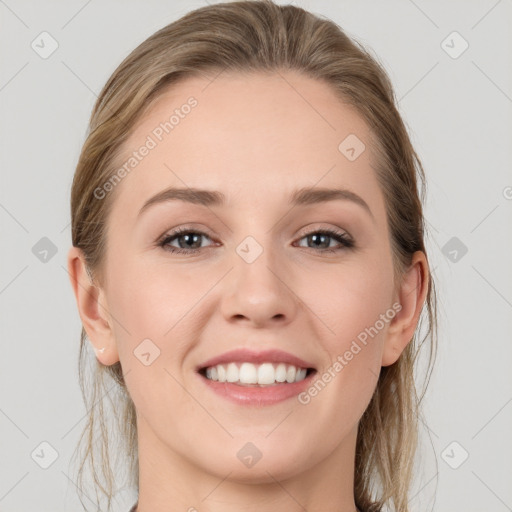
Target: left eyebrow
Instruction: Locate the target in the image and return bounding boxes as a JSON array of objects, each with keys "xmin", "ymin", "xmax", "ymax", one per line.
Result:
[
  {"xmin": 289, "ymin": 186, "xmax": 374, "ymax": 221},
  {"xmin": 137, "ymin": 186, "xmax": 375, "ymax": 222}
]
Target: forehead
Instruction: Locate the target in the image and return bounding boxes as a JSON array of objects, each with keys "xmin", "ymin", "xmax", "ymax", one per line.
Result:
[{"xmin": 109, "ymin": 69, "xmax": 384, "ymax": 219}]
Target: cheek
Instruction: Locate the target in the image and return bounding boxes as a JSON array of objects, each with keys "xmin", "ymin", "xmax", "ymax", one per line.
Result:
[
  {"xmin": 301, "ymin": 255, "xmax": 393, "ymax": 401},
  {"xmin": 106, "ymin": 257, "xmax": 200, "ymax": 419},
  {"xmin": 105, "ymin": 251, "xmax": 201, "ymax": 364},
  {"xmin": 306, "ymin": 255, "xmax": 394, "ymax": 340},
  {"xmin": 109, "ymin": 243, "xmax": 201, "ymax": 312}
]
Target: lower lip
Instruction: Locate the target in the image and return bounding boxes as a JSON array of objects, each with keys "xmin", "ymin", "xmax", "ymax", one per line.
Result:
[{"xmin": 197, "ymin": 370, "xmax": 317, "ymax": 406}]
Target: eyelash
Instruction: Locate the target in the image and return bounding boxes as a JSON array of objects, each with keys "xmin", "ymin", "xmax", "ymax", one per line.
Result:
[{"xmin": 157, "ymin": 226, "xmax": 354, "ymax": 255}]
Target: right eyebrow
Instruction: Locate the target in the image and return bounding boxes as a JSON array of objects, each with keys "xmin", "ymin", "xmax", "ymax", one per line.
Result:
[{"xmin": 138, "ymin": 187, "xmax": 225, "ymax": 218}]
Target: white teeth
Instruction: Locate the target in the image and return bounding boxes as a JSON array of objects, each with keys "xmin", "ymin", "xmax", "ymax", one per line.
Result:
[
  {"xmin": 275, "ymin": 363, "xmax": 287, "ymax": 382},
  {"xmin": 226, "ymin": 362, "xmax": 238, "ymax": 383},
  {"xmin": 257, "ymin": 363, "xmax": 275, "ymax": 385},
  {"xmin": 286, "ymin": 365, "xmax": 296, "ymax": 383},
  {"xmin": 217, "ymin": 364, "xmax": 227, "ymax": 382},
  {"xmin": 239, "ymin": 362, "xmax": 258, "ymax": 384},
  {"xmin": 203, "ymin": 362, "xmax": 310, "ymax": 385}
]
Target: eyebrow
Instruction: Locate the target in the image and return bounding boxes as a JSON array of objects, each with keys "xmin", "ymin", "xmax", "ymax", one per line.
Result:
[{"xmin": 137, "ymin": 186, "xmax": 374, "ymax": 220}]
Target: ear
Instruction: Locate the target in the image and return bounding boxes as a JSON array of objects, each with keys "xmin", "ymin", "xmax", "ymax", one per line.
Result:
[
  {"xmin": 66, "ymin": 246, "xmax": 119, "ymax": 366},
  {"xmin": 381, "ymin": 251, "xmax": 429, "ymax": 367}
]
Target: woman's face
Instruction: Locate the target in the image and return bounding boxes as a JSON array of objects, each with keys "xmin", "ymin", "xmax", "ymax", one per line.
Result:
[{"xmin": 86, "ymin": 70, "xmax": 406, "ymax": 482}]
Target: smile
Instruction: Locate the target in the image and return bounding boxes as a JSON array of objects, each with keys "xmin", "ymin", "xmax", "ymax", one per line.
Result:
[{"xmin": 200, "ymin": 362, "xmax": 312, "ymax": 386}]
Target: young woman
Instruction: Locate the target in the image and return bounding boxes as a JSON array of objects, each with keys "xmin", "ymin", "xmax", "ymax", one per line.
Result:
[{"xmin": 67, "ymin": 1, "xmax": 438, "ymax": 511}]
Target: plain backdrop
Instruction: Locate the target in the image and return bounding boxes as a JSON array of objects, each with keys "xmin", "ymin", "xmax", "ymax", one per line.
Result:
[{"xmin": 1, "ymin": 1, "xmax": 511, "ymax": 511}]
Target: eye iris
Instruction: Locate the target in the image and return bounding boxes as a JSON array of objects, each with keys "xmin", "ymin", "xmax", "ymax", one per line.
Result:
[
  {"xmin": 309, "ymin": 233, "xmax": 329, "ymax": 249},
  {"xmin": 179, "ymin": 232, "xmax": 201, "ymax": 249}
]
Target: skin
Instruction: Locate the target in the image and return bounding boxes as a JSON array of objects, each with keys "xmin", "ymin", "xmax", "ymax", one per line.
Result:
[{"xmin": 67, "ymin": 69, "xmax": 429, "ymax": 512}]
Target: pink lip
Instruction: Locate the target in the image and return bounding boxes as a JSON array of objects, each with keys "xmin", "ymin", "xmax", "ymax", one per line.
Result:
[
  {"xmin": 196, "ymin": 348, "xmax": 316, "ymax": 372},
  {"xmin": 195, "ymin": 348, "xmax": 317, "ymax": 406},
  {"xmin": 197, "ymin": 370, "xmax": 317, "ymax": 406}
]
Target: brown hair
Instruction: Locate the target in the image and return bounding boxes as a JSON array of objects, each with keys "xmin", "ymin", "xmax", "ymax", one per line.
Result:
[{"xmin": 69, "ymin": 1, "xmax": 438, "ymax": 510}]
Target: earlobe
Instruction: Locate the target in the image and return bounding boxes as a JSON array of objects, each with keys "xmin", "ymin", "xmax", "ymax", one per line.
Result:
[
  {"xmin": 381, "ymin": 251, "xmax": 429, "ymax": 367},
  {"xmin": 66, "ymin": 246, "xmax": 120, "ymax": 366}
]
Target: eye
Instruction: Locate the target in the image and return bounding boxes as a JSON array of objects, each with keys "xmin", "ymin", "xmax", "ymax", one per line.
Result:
[
  {"xmin": 294, "ymin": 228, "xmax": 354, "ymax": 253},
  {"xmin": 157, "ymin": 227, "xmax": 354, "ymax": 255},
  {"xmin": 157, "ymin": 227, "xmax": 215, "ymax": 254}
]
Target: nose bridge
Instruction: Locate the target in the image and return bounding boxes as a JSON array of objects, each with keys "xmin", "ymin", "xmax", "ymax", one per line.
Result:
[
  {"xmin": 221, "ymin": 228, "xmax": 298, "ymax": 325},
  {"xmin": 234, "ymin": 230, "xmax": 284, "ymax": 294}
]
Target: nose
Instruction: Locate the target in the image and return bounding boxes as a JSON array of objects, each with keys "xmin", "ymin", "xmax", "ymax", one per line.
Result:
[{"xmin": 219, "ymin": 241, "xmax": 300, "ymax": 328}]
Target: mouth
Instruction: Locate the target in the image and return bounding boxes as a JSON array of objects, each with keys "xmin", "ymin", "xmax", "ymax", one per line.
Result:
[
  {"xmin": 195, "ymin": 348, "xmax": 318, "ymax": 406},
  {"xmin": 197, "ymin": 363, "xmax": 317, "ymax": 387},
  {"xmin": 195, "ymin": 348, "xmax": 317, "ymax": 406},
  {"xmin": 196, "ymin": 363, "xmax": 317, "ymax": 406}
]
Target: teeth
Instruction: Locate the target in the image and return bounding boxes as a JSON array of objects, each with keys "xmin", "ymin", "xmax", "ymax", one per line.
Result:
[
  {"xmin": 203, "ymin": 362, "xmax": 309, "ymax": 385},
  {"xmin": 226, "ymin": 362, "xmax": 239, "ymax": 383},
  {"xmin": 217, "ymin": 364, "xmax": 227, "ymax": 382},
  {"xmin": 286, "ymin": 365, "xmax": 296, "ymax": 383},
  {"xmin": 257, "ymin": 363, "xmax": 275, "ymax": 385},
  {"xmin": 275, "ymin": 363, "xmax": 287, "ymax": 382}
]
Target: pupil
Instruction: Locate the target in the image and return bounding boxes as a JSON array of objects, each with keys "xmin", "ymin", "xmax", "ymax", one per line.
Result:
[
  {"xmin": 182, "ymin": 233, "xmax": 200, "ymax": 248},
  {"xmin": 310, "ymin": 234, "xmax": 327, "ymax": 248}
]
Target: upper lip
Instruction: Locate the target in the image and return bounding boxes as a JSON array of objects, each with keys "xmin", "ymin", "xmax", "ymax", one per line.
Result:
[{"xmin": 197, "ymin": 348, "xmax": 316, "ymax": 371}]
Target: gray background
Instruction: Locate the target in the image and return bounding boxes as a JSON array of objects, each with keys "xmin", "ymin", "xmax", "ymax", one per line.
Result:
[{"xmin": 1, "ymin": 0, "xmax": 511, "ymax": 511}]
